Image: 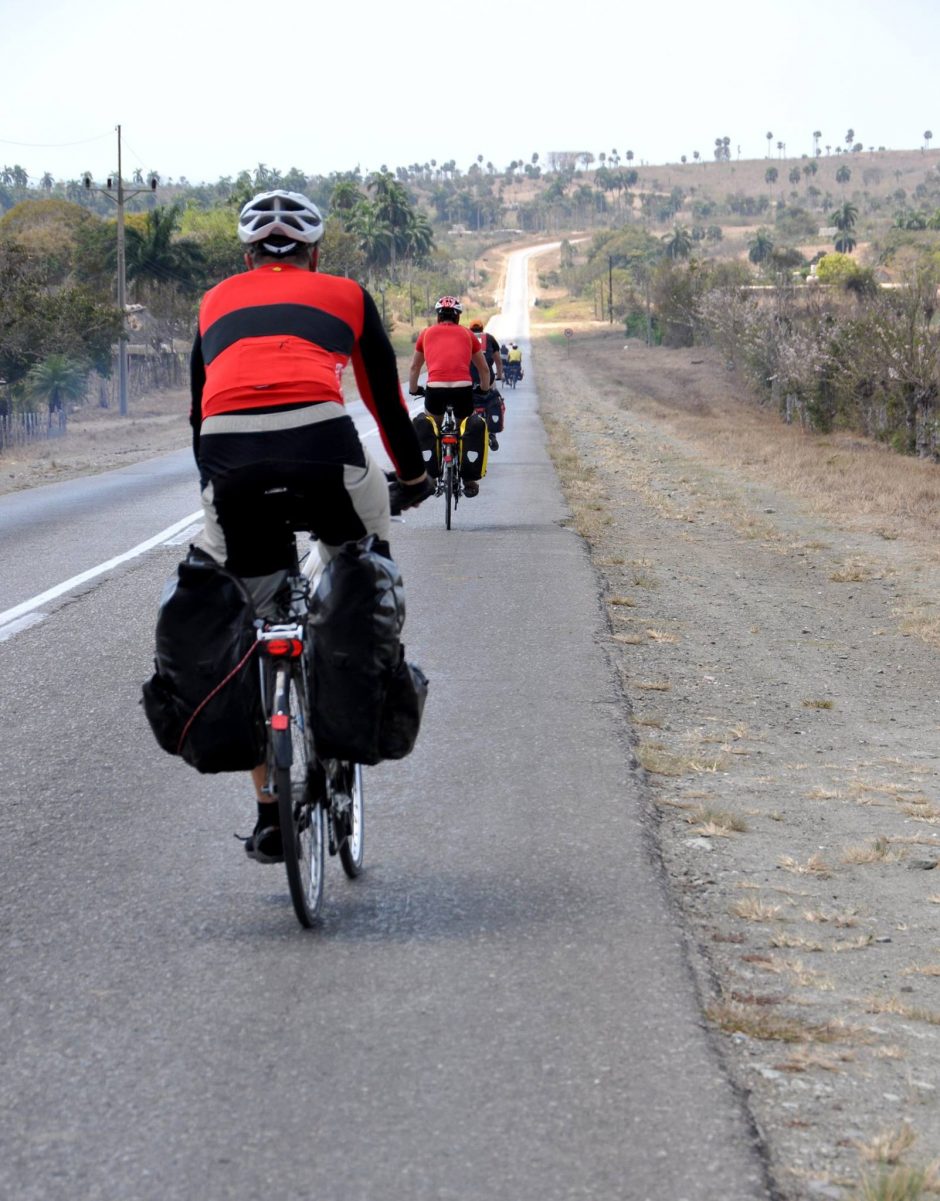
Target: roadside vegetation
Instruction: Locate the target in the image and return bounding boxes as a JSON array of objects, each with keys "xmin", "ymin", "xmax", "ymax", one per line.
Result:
[{"xmin": 5, "ymin": 139, "xmax": 940, "ymax": 458}]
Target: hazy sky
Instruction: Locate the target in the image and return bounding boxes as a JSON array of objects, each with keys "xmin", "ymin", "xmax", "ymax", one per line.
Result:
[{"xmin": 3, "ymin": 0, "xmax": 938, "ymax": 186}]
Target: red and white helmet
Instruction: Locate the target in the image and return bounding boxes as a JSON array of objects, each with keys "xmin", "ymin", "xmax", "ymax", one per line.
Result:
[
  {"xmin": 237, "ymin": 190, "xmax": 324, "ymax": 248},
  {"xmin": 435, "ymin": 295, "xmax": 463, "ymax": 313}
]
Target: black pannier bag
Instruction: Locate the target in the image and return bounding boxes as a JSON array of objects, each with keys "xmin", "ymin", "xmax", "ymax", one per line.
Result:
[
  {"xmin": 141, "ymin": 547, "xmax": 266, "ymax": 773},
  {"xmin": 413, "ymin": 411, "xmax": 441, "ymax": 477},
  {"xmin": 308, "ymin": 536, "xmax": 428, "ymax": 765},
  {"xmin": 459, "ymin": 412, "xmax": 488, "ymax": 481},
  {"xmin": 476, "ymin": 388, "xmax": 505, "ymax": 434}
]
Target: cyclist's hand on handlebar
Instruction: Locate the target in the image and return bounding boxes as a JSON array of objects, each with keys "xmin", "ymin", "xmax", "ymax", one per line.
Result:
[
  {"xmin": 409, "ymin": 385, "xmax": 426, "ymax": 397},
  {"xmin": 388, "ymin": 474, "xmax": 434, "ymax": 514}
]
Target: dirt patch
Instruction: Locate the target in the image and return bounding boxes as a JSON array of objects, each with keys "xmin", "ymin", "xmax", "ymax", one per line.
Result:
[
  {"xmin": 0, "ymin": 388, "xmax": 191, "ymax": 496},
  {"xmin": 533, "ymin": 327, "xmax": 940, "ymax": 1200}
]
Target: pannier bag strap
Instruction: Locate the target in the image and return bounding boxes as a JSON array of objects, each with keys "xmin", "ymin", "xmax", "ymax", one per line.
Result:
[{"xmin": 176, "ymin": 641, "xmax": 260, "ymax": 756}]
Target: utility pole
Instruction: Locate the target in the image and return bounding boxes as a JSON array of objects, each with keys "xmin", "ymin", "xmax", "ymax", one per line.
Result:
[
  {"xmin": 608, "ymin": 255, "xmax": 614, "ymax": 324},
  {"xmin": 85, "ymin": 125, "xmax": 156, "ymax": 416}
]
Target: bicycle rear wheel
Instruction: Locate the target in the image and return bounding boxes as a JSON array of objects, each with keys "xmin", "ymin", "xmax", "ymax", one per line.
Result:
[
  {"xmin": 444, "ymin": 461, "xmax": 453, "ymax": 529},
  {"xmin": 272, "ymin": 665, "xmax": 324, "ymax": 927},
  {"xmin": 336, "ymin": 763, "xmax": 365, "ymax": 878}
]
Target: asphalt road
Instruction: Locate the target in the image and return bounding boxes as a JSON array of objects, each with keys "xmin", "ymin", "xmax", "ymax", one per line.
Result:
[{"xmin": 0, "ymin": 249, "xmax": 770, "ymax": 1201}]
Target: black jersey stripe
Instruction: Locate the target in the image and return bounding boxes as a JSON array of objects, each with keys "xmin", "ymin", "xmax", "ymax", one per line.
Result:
[{"xmin": 201, "ymin": 303, "xmax": 356, "ymax": 365}]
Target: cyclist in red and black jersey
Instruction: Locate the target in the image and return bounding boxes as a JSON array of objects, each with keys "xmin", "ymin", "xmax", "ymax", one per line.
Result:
[
  {"xmin": 190, "ymin": 189, "xmax": 432, "ymax": 862},
  {"xmin": 407, "ymin": 297, "xmax": 490, "ymax": 495}
]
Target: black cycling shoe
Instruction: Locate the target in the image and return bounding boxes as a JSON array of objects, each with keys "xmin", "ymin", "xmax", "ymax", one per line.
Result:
[
  {"xmin": 242, "ymin": 820, "xmax": 284, "ymax": 864},
  {"xmin": 488, "ymin": 434, "xmax": 499, "ymax": 451},
  {"xmin": 463, "ymin": 479, "xmax": 480, "ymax": 498}
]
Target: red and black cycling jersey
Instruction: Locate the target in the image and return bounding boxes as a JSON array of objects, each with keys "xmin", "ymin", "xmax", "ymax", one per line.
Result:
[
  {"xmin": 415, "ymin": 323, "xmax": 482, "ymax": 384},
  {"xmin": 190, "ymin": 264, "xmax": 423, "ymax": 479}
]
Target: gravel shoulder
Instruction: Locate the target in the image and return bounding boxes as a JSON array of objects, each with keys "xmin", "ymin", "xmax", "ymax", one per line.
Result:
[
  {"xmin": 533, "ymin": 329, "xmax": 940, "ymax": 1199},
  {"xmin": 0, "ymin": 388, "xmax": 191, "ymax": 496}
]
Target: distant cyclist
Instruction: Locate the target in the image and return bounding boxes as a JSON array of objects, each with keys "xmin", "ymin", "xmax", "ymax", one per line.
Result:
[
  {"xmin": 504, "ymin": 341, "xmax": 523, "ymax": 386},
  {"xmin": 190, "ymin": 189, "xmax": 432, "ymax": 863},
  {"xmin": 468, "ymin": 320, "xmax": 504, "ymax": 389},
  {"xmin": 468, "ymin": 320, "xmax": 505, "ymax": 452},
  {"xmin": 408, "ymin": 296, "xmax": 490, "ymax": 496}
]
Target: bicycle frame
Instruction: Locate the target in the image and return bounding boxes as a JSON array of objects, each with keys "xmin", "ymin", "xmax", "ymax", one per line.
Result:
[{"xmin": 434, "ymin": 405, "xmax": 461, "ymax": 530}]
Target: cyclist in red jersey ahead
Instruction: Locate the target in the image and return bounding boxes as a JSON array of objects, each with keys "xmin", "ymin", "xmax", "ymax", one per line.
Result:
[
  {"xmin": 190, "ymin": 189, "xmax": 432, "ymax": 863},
  {"xmin": 408, "ymin": 297, "xmax": 490, "ymax": 496}
]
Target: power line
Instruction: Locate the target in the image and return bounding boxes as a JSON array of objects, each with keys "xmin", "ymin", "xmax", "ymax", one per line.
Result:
[{"xmin": 0, "ymin": 131, "xmax": 113, "ymax": 149}]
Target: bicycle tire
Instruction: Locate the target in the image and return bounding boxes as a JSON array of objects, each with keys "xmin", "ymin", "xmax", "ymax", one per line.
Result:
[
  {"xmin": 273, "ymin": 665, "xmax": 324, "ymax": 927},
  {"xmin": 337, "ymin": 763, "xmax": 365, "ymax": 878},
  {"xmin": 444, "ymin": 462, "xmax": 453, "ymax": 530}
]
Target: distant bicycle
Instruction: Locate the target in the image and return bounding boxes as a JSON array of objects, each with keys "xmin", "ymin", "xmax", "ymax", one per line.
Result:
[
  {"xmin": 504, "ymin": 361, "xmax": 522, "ymax": 389},
  {"xmin": 436, "ymin": 403, "xmax": 463, "ymax": 530},
  {"xmin": 412, "ymin": 385, "xmax": 463, "ymax": 531}
]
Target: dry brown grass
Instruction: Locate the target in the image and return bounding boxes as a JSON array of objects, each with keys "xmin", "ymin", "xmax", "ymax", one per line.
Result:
[
  {"xmin": 707, "ymin": 1000, "xmax": 853, "ymax": 1044},
  {"xmin": 863, "ymin": 996, "xmax": 940, "ymax": 1026},
  {"xmin": 831, "ymin": 559, "xmax": 882, "ymax": 583},
  {"xmin": 842, "ymin": 837, "xmax": 904, "ymax": 865},
  {"xmin": 770, "ymin": 931, "xmax": 825, "ymax": 952},
  {"xmin": 902, "ymin": 964, "xmax": 940, "ymax": 978},
  {"xmin": 686, "ymin": 806, "xmax": 748, "ymax": 835},
  {"xmin": 750, "ymin": 954, "xmax": 834, "ymax": 989},
  {"xmin": 635, "ymin": 742, "xmax": 726, "ymax": 776},
  {"xmin": 803, "ymin": 909, "xmax": 860, "ymax": 927},
  {"xmin": 778, "ymin": 853, "xmax": 833, "ymax": 878},
  {"xmin": 833, "ymin": 934, "xmax": 875, "ymax": 952},
  {"xmin": 775, "ymin": 1047, "xmax": 856, "ymax": 1073},
  {"xmin": 802, "ymin": 698, "xmax": 835, "ymax": 710},
  {"xmin": 855, "ymin": 1124, "xmax": 918, "ymax": 1166},
  {"xmin": 730, "ymin": 897, "xmax": 784, "ymax": 922},
  {"xmin": 852, "ymin": 1162, "xmax": 940, "ymax": 1201}
]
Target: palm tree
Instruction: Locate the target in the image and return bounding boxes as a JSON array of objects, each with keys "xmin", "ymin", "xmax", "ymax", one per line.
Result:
[
  {"xmin": 330, "ymin": 180, "xmax": 361, "ymax": 215},
  {"xmin": 350, "ymin": 202, "xmax": 392, "ymax": 286},
  {"xmin": 748, "ymin": 228, "xmax": 774, "ymax": 265},
  {"xmin": 789, "ymin": 167, "xmax": 802, "ymax": 186},
  {"xmin": 125, "ymin": 203, "xmax": 205, "ymax": 294},
  {"xmin": 924, "ymin": 130, "xmax": 934, "ymax": 152},
  {"xmin": 830, "ymin": 201, "xmax": 858, "ymax": 253},
  {"xmin": 28, "ymin": 354, "xmax": 88, "ymax": 428},
  {"xmin": 40, "ymin": 171, "xmax": 55, "ymax": 191},
  {"xmin": 835, "ymin": 164, "xmax": 852, "ymax": 192},
  {"xmin": 661, "ymin": 225, "xmax": 692, "ymax": 260},
  {"xmin": 813, "ymin": 130, "xmax": 822, "ymax": 157},
  {"xmin": 402, "ymin": 209, "xmax": 434, "ymax": 262},
  {"xmin": 766, "ymin": 131, "xmax": 773, "ymax": 158},
  {"xmin": 367, "ymin": 171, "xmax": 412, "ymax": 279},
  {"xmin": 765, "ymin": 167, "xmax": 779, "ymax": 186}
]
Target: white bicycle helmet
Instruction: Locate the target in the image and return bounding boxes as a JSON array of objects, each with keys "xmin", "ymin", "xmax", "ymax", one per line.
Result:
[
  {"xmin": 435, "ymin": 295, "xmax": 463, "ymax": 313},
  {"xmin": 238, "ymin": 190, "xmax": 324, "ymax": 256}
]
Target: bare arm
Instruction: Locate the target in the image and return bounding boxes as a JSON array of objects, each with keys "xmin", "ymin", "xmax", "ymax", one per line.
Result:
[{"xmin": 408, "ymin": 349, "xmax": 425, "ymax": 394}]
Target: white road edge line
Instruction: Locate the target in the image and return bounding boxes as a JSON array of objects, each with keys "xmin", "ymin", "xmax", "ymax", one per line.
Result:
[{"xmin": 0, "ymin": 509, "xmax": 203, "ymax": 632}]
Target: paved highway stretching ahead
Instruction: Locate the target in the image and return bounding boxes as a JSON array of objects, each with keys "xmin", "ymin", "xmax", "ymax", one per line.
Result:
[{"xmin": 0, "ymin": 247, "xmax": 769, "ymax": 1200}]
